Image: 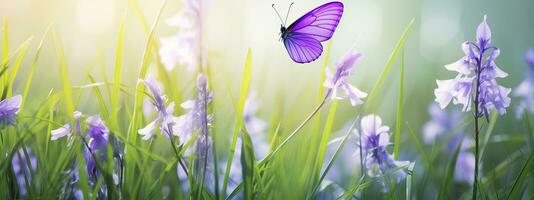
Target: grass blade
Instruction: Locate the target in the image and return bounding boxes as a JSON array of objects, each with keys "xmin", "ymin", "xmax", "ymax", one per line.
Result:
[
  {"xmin": 241, "ymin": 129, "xmax": 256, "ymax": 199},
  {"xmin": 438, "ymin": 136, "xmax": 463, "ymax": 200},
  {"xmin": 111, "ymin": 14, "xmax": 125, "ymax": 135},
  {"xmin": 364, "ymin": 18, "xmax": 414, "ymax": 112},
  {"xmin": 393, "ymin": 48, "xmax": 405, "ymax": 159},
  {"xmin": 223, "ymin": 48, "xmax": 253, "ymax": 197},
  {"xmin": 6, "ymin": 37, "xmax": 32, "ymax": 98},
  {"xmin": 505, "ymin": 148, "xmax": 534, "ymax": 200},
  {"xmin": 21, "ymin": 25, "xmax": 51, "ymax": 110},
  {"xmin": 52, "ymin": 29, "xmax": 75, "ymax": 119}
]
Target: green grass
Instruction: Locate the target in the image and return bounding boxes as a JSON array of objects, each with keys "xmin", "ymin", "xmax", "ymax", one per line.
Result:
[{"xmin": 0, "ymin": 3, "xmax": 533, "ymax": 200}]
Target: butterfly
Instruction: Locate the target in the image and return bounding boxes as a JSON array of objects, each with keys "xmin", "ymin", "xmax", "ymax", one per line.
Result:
[{"xmin": 273, "ymin": 1, "xmax": 344, "ymax": 64}]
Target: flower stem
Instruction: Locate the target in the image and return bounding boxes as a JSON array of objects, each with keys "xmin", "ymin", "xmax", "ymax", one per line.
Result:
[
  {"xmin": 472, "ymin": 51, "xmax": 483, "ymax": 200},
  {"xmin": 260, "ymin": 90, "xmax": 331, "ymax": 165}
]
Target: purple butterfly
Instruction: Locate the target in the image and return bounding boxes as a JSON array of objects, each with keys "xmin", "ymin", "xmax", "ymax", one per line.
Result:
[{"xmin": 273, "ymin": 2, "xmax": 344, "ymax": 63}]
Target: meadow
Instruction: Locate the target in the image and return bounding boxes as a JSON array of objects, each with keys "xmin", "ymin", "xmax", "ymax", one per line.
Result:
[{"xmin": 0, "ymin": 0, "xmax": 533, "ymax": 199}]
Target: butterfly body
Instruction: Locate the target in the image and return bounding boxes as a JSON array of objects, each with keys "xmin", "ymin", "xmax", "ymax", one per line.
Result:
[{"xmin": 279, "ymin": 1, "xmax": 344, "ymax": 64}]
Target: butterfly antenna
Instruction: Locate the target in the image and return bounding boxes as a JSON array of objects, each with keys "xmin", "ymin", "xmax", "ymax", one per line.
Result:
[
  {"xmin": 284, "ymin": 2, "xmax": 294, "ymax": 26},
  {"xmin": 272, "ymin": 4, "xmax": 285, "ymax": 25}
]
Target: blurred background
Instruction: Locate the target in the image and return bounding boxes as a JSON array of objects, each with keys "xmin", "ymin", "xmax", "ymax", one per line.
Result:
[{"xmin": 1, "ymin": 0, "xmax": 533, "ymax": 198}]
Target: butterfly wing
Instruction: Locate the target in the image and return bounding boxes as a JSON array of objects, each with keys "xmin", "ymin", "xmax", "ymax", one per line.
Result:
[
  {"xmin": 283, "ymin": 32, "xmax": 323, "ymax": 63},
  {"xmin": 287, "ymin": 1, "xmax": 344, "ymax": 42}
]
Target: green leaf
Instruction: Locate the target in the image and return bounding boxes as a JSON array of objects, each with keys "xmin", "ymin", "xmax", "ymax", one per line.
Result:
[
  {"xmin": 223, "ymin": 48, "xmax": 253, "ymax": 196},
  {"xmin": 393, "ymin": 48, "xmax": 405, "ymax": 159},
  {"xmin": 6, "ymin": 37, "xmax": 32, "ymax": 98},
  {"xmin": 310, "ymin": 117, "xmax": 356, "ymax": 197},
  {"xmin": 111, "ymin": 15, "xmax": 125, "ymax": 135},
  {"xmin": 21, "ymin": 25, "xmax": 51, "ymax": 110},
  {"xmin": 364, "ymin": 18, "xmax": 415, "ymax": 112},
  {"xmin": 241, "ymin": 130, "xmax": 257, "ymax": 199},
  {"xmin": 438, "ymin": 136, "xmax": 463, "ymax": 200},
  {"xmin": 506, "ymin": 149, "xmax": 534, "ymax": 200},
  {"xmin": 52, "ymin": 28, "xmax": 75, "ymax": 120}
]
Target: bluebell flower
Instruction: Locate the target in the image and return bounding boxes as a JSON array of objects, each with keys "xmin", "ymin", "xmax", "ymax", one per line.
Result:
[
  {"xmin": 360, "ymin": 115, "xmax": 409, "ymax": 184},
  {"xmin": 51, "ymin": 111, "xmax": 82, "ymax": 141},
  {"xmin": 138, "ymin": 75, "xmax": 178, "ymax": 140},
  {"xmin": 86, "ymin": 115, "xmax": 109, "ymax": 151},
  {"xmin": 175, "ymin": 74, "xmax": 213, "ymax": 147},
  {"xmin": 435, "ymin": 15, "xmax": 511, "ymax": 117},
  {"xmin": 324, "ymin": 50, "xmax": 368, "ymax": 106},
  {"xmin": 83, "ymin": 115, "xmax": 109, "ymax": 181},
  {"xmin": 159, "ymin": 0, "xmax": 204, "ymax": 71},
  {"xmin": 455, "ymin": 152, "xmax": 475, "ymax": 184},
  {"xmin": 422, "ymin": 104, "xmax": 462, "ymax": 144},
  {"xmin": 514, "ymin": 49, "xmax": 534, "ymax": 118},
  {"xmin": 0, "ymin": 95, "xmax": 21, "ymax": 127},
  {"xmin": 11, "ymin": 148, "xmax": 37, "ymax": 196}
]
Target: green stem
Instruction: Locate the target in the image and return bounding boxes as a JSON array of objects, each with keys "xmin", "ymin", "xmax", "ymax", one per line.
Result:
[{"xmin": 260, "ymin": 90, "xmax": 331, "ymax": 166}]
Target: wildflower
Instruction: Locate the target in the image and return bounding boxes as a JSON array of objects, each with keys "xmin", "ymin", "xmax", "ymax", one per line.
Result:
[
  {"xmin": 11, "ymin": 148, "xmax": 37, "ymax": 196},
  {"xmin": 51, "ymin": 111, "xmax": 83, "ymax": 141},
  {"xmin": 138, "ymin": 76, "xmax": 178, "ymax": 140},
  {"xmin": 514, "ymin": 48, "xmax": 534, "ymax": 118},
  {"xmin": 86, "ymin": 115, "xmax": 109, "ymax": 150},
  {"xmin": 435, "ymin": 15, "xmax": 511, "ymax": 117},
  {"xmin": 324, "ymin": 50, "xmax": 367, "ymax": 106},
  {"xmin": 0, "ymin": 95, "xmax": 22, "ymax": 127},
  {"xmin": 159, "ymin": 0, "xmax": 204, "ymax": 71},
  {"xmin": 360, "ymin": 115, "xmax": 409, "ymax": 183},
  {"xmin": 422, "ymin": 104, "xmax": 462, "ymax": 144},
  {"xmin": 84, "ymin": 115, "xmax": 109, "ymax": 180},
  {"xmin": 175, "ymin": 74, "xmax": 212, "ymax": 145},
  {"xmin": 455, "ymin": 152, "xmax": 475, "ymax": 184}
]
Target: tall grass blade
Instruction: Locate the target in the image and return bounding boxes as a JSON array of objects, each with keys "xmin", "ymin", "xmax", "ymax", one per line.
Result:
[
  {"xmin": 6, "ymin": 37, "xmax": 32, "ymax": 98},
  {"xmin": 364, "ymin": 18, "xmax": 414, "ymax": 112},
  {"xmin": 241, "ymin": 129, "xmax": 256, "ymax": 199},
  {"xmin": 223, "ymin": 48, "xmax": 253, "ymax": 197},
  {"xmin": 438, "ymin": 137, "xmax": 463, "ymax": 200},
  {"xmin": 52, "ymin": 29, "xmax": 75, "ymax": 119},
  {"xmin": 21, "ymin": 25, "xmax": 51, "ymax": 110},
  {"xmin": 111, "ymin": 15, "xmax": 125, "ymax": 135},
  {"xmin": 393, "ymin": 48, "xmax": 405, "ymax": 159}
]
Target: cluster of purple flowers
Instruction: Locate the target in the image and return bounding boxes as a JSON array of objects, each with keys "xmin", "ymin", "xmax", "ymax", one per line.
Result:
[
  {"xmin": 50, "ymin": 111, "xmax": 122, "ymax": 198},
  {"xmin": 11, "ymin": 148, "xmax": 37, "ymax": 196},
  {"xmin": 360, "ymin": 115, "xmax": 409, "ymax": 187},
  {"xmin": 435, "ymin": 16, "xmax": 510, "ymax": 117}
]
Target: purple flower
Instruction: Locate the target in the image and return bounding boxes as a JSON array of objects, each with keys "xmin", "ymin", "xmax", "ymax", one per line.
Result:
[
  {"xmin": 435, "ymin": 15, "xmax": 511, "ymax": 117},
  {"xmin": 324, "ymin": 50, "xmax": 368, "ymax": 106},
  {"xmin": 11, "ymin": 148, "xmax": 37, "ymax": 196},
  {"xmin": 0, "ymin": 95, "xmax": 21, "ymax": 127},
  {"xmin": 175, "ymin": 74, "xmax": 213, "ymax": 146},
  {"xmin": 514, "ymin": 49, "xmax": 534, "ymax": 118},
  {"xmin": 84, "ymin": 115, "xmax": 109, "ymax": 181},
  {"xmin": 86, "ymin": 115, "xmax": 109, "ymax": 151},
  {"xmin": 51, "ymin": 111, "xmax": 82, "ymax": 141},
  {"xmin": 360, "ymin": 115, "xmax": 409, "ymax": 185},
  {"xmin": 138, "ymin": 76, "xmax": 178, "ymax": 140},
  {"xmin": 454, "ymin": 152, "xmax": 475, "ymax": 184},
  {"xmin": 159, "ymin": 0, "xmax": 204, "ymax": 71},
  {"xmin": 422, "ymin": 104, "xmax": 462, "ymax": 144}
]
